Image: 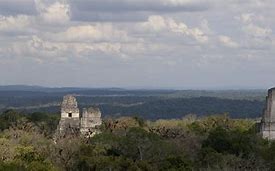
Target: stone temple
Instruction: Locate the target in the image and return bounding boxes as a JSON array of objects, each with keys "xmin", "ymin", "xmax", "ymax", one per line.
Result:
[
  {"xmin": 261, "ymin": 88, "xmax": 275, "ymax": 140},
  {"xmin": 58, "ymin": 95, "xmax": 102, "ymax": 137}
]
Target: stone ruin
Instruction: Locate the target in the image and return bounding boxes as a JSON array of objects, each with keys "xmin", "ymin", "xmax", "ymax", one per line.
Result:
[
  {"xmin": 57, "ymin": 95, "xmax": 102, "ymax": 137},
  {"xmin": 81, "ymin": 107, "xmax": 102, "ymax": 135},
  {"xmin": 261, "ymin": 88, "xmax": 275, "ymax": 140}
]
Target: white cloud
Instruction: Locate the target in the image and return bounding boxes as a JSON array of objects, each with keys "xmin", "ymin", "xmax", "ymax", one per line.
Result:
[
  {"xmin": 243, "ymin": 24, "xmax": 272, "ymax": 38},
  {"xmin": 4, "ymin": 34, "xmax": 146, "ymax": 62},
  {"xmin": 35, "ymin": 0, "xmax": 70, "ymax": 24},
  {"xmin": 218, "ymin": 35, "xmax": 239, "ymax": 48},
  {"xmin": 233, "ymin": 13, "xmax": 273, "ymax": 50},
  {"xmin": 139, "ymin": 15, "xmax": 208, "ymax": 43},
  {"xmin": 0, "ymin": 15, "xmax": 31, "ymax": 32},
  {"xmin": 238, "ymin": 13, "xmax": 254, "ymax": 23},
  {"xmin": 51, "ymin": 24, "xmax": 132, "ymax": 43},
  {"xmin": 237, "ymin": 13, "xmax": 272, "ymax": 39},
  {"xmin": 0, "ymin": 0, "xmax": 275, "ymax": 87}
]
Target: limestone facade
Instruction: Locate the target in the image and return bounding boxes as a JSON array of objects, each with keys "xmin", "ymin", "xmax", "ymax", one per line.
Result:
[
  {"xmin": 261, "ymin": 88, "xmax": 275, "ymax": 140},
  {"xmin": 80, "ymin": 107, "xmax": 102, "ymax": 135},
  {"xmin": 58, "ymin": 95, "xmax": 102, "ymax": 136}
]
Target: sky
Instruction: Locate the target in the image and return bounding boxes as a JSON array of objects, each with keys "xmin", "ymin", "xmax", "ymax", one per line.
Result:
[{"xmin": 0, "ymin": 0, "xmax": 274, "ymax": 89}]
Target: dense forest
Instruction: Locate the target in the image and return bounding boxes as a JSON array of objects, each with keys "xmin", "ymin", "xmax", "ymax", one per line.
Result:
[
  {"xmin": 0, "ymin": 86, "xmax": 266, "ymax": 119},
  {"xmin": 0, "ymin": 109, "xmax": 274, "ymax": 170}
]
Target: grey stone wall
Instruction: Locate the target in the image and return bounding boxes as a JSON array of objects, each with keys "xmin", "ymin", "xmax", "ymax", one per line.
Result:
[
  {"xmin": 57, "ymin": 95, "xmax": 102, "ymax": 137},
  {"xmin": 59, "ymin": 95, "xmax": 80, "ymax": 132},
  {"xmin": 80, "ymin": 107, "xmax": 102, "ymax": 136},
  {"xmin": 261, "ymin": 88, "xmax": 275, "ymax": 140}
]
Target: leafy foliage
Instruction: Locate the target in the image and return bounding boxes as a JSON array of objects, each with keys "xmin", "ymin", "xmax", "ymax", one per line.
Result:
[{"xmin": 0, "ymin": 110, "xmax": 273, "ymax": 170}]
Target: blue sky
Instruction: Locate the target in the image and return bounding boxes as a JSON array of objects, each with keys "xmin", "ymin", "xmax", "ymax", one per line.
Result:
[{"xmin": 0, "ymin": 0, "xmax": 274, "ymax": 89}]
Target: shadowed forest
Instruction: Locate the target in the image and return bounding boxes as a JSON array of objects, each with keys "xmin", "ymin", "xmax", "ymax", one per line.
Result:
[{"xmin": 0, "ymin": 86, "xmax": 266, "ymax": 119}]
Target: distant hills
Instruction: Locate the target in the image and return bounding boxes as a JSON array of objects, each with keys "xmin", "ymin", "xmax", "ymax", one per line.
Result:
[
  {"xmin": 0, "ymin": 85, "xmax": 92, "ymax": 92},
  {"xmin": 0, "ymin": 85, "xmax": 267, "ymax": 119}
]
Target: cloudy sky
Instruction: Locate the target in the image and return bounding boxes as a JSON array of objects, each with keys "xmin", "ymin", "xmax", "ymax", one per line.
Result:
[{"xmin": 0, "ymin": 0, "xmax": 274, "ymax": 89}]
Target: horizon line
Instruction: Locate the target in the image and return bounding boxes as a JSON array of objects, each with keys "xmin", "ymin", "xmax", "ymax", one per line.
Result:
[{"xmin": 0, "ymin": 84, "xmax": 270, "ymax": 91}]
